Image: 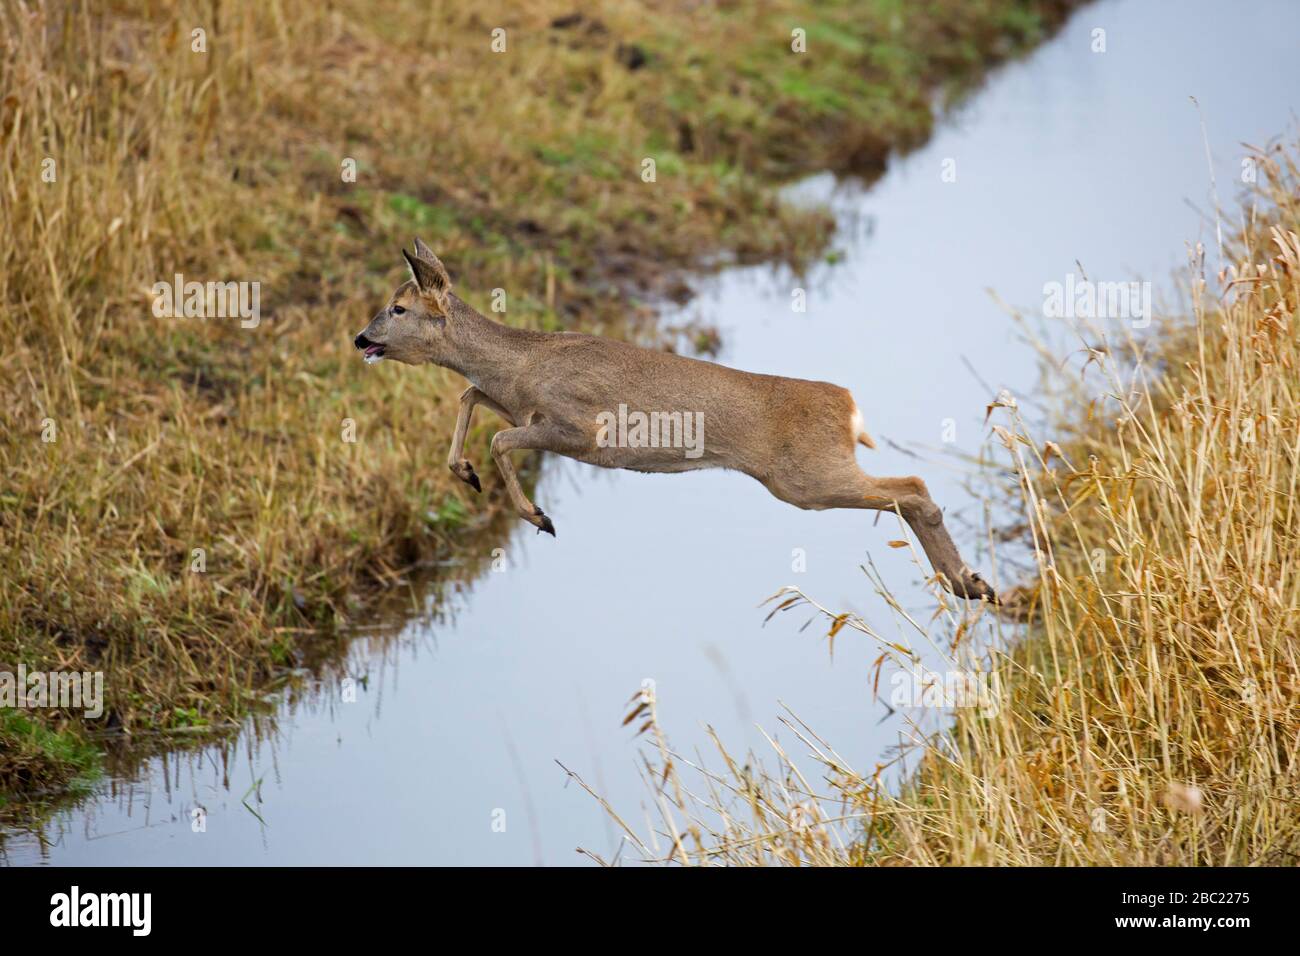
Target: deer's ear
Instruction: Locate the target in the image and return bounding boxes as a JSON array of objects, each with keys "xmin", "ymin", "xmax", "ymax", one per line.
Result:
[
  {"xmin": 413, "ymin": 236, "xmax": 437, "ymax": 261},
  {"xmin": 403, "ymin": 246, "xmax": 452, "ymax": 307}
]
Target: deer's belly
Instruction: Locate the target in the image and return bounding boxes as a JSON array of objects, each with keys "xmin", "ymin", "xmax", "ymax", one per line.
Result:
[
  {"xmin": 573, "ymin": 443, "xmax": 718, "ymax": 473},
  {"xmin": 573, "ymin": 406, "xmax": 715, "ymax": 472}
]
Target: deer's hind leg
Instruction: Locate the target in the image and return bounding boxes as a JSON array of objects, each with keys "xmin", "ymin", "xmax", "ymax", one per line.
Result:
[{"xmin": 762, "ymin": 461, "xmax": 996, "ymax": 602}]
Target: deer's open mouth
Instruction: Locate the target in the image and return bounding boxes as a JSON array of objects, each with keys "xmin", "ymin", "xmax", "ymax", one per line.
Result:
[{"xmin": 353, "ymin": 333, "xmax": 386, "ymax": 364}]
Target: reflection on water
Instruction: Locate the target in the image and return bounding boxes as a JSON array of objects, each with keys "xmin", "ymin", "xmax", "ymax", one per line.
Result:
[{"xmin": 7, "ymin": 0, "xmax": 1300, "ymax": 865}]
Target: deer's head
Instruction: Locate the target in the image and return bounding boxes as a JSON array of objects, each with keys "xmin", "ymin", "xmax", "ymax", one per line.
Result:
[{"xmin": 354, "ymin": 238, "xmax": 454, "ymax": 366}]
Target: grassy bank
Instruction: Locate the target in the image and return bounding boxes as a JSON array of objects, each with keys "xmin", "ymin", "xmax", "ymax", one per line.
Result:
[
  {"xmin": 880, "ymin": 148, "xmax": 1300, "ymax": 865},
  {"xmin": 0, "ymin": 0, "xmax": 1080, "ymax": 809},
  {"xmin": 599, "ymin": 144, "xmax": 1300, "ymax": 866}
]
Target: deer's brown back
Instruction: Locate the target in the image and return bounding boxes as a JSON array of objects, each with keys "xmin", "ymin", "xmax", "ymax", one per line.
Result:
[{"xmin": 503, "ymin": 333, "xmax": 861, "ymax": 476}]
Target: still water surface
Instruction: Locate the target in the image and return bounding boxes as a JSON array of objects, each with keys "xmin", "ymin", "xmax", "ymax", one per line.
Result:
[{"xmin": 9, "ymin": 0, "xmax": 1300, "ymax": 865}]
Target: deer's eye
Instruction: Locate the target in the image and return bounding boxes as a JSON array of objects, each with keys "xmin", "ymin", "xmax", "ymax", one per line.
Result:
[{"xmin": 391, "ymin": 305, "xmax": 406, "ymax": 315}]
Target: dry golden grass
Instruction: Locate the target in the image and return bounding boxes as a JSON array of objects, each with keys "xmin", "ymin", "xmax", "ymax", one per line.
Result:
[
  {"xmin": 0, "ymin": 0, "xmax": 1078, "ymax": 799},
  {"xmin": 589, "ymin": 145, "xmax": 1300, "ymax": 866}
]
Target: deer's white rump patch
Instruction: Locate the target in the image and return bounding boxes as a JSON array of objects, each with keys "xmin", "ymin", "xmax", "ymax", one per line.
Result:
[{"xmin": 850, "ymin": 403, "xmax": 876, "ymax": 449}]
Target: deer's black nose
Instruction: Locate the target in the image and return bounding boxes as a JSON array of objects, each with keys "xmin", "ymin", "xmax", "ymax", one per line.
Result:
[{"xmin": 354, "ymin": 333, "xmax": 373, "ymax": 350}]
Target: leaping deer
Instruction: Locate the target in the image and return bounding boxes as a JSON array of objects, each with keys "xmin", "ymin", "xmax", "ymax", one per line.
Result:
[{"xmin": 354, "ymin": 240, "xmax": 996, "ymax": 602}]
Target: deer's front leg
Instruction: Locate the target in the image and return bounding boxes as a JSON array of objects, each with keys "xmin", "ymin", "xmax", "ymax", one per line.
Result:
[
  {"xmin": 448, "ymin": 386, "xmax": 515, "ymax": 493},
  {"xmin": 489, "ymin": 420, "xmax": 585, "ymax": 537}
]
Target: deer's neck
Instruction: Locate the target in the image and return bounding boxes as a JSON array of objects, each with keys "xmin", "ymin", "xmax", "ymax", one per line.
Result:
[{"xmin": 442, "ymin": 306, "xmax": 536, "ymax": 395}]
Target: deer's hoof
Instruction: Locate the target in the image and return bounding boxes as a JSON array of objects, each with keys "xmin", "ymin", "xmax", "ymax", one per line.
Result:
[
  {"xmin": 957, "ymin": 572, "xmax": 997, "ymax": 604},
  {"xmin": 450, "ymin": 460, "xmax": 482, "ymax": 493},
  {"xmin": 530, "ymin": 504, "xmax": 556, "ymax": 535}
]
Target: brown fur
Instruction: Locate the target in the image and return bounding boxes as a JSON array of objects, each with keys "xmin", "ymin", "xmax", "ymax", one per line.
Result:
[{"xmin": 354, "ymin": 240, "xmax": 996, "ymax": 602}]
